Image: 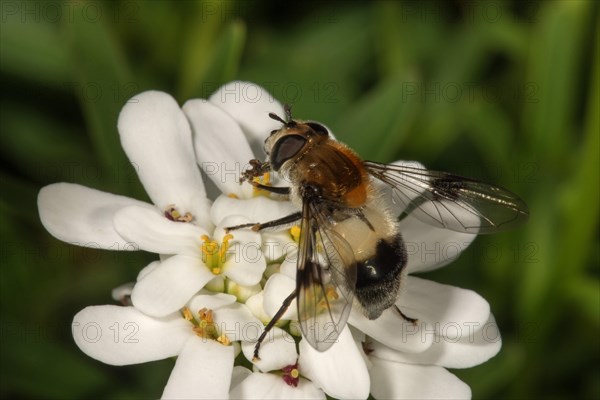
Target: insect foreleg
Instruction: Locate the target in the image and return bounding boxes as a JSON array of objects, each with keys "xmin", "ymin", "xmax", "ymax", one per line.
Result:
[{"xmin": 225, "ymin": 212, "xmax": 302, "ymax": 233}]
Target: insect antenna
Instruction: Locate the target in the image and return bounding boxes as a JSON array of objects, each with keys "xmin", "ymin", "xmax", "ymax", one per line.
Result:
[
  {"xmin": 269, "ymin": 104, "xmax": 297, "ymax": 128},
  {"xmin": 283, "ymin": 104, "xmax": 295, "ymax": 125},
  {"xmin": 268, "ymin": 112, "xmax": 286, "ymax": 124}
]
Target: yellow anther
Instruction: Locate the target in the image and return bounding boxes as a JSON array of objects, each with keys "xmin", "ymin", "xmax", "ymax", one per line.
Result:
[
  {"xmin": 219, "ymin": 234, "xmax": 234, "ymax": 259},
  {"xmin": 227, "ymin": 193, "xmax": 239, "ymax": 199},
  {"xmin": 198, "ymin": 308, "xmax": 214, "ymax": 323},
  {"xmin": 165, "ymin": 204, "xmax": 193, "ymax": 222},
  {"xmin": 290, "ymin": 368, "xmax": 299, "ymax": 379},
  {"xmin": 182, "ymin": 307, "xmax": 193, "ymax": 321},
  {"xmin": 217, "ymin": 334, "xmax": 231, "ymax": 346},
  {"xmin": 200, "ymin": 234, "xmax": 233, "ymax": 273},
  {"xmin": 289, "ymin": 226, "xmax": 301, "ymax": 242},
  {"xmin": 325, "ymin": 286, "xmax": 339, "ymax": 301}
]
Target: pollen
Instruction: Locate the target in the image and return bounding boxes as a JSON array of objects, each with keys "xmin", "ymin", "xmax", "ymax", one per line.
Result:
[
  {"xmin": 227, "ymin": 193, "xmax": 239, "ymax": 199},
  {"xmin": 289, "ymin": 225, "xmax": 301, "ymax": 243},
  {"xmin": 200, "ymin": 234, "xmax": 234, "ymax": 274},
  {"xmin": 164, "ymin": 204, "xmax": 193, "ymax": 222}
]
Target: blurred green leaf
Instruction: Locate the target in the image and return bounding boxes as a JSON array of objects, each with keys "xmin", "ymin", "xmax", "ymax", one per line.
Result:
[
  {"xmin": 566, "ymin": 278, "xmax": 600, "ymax": 327},
  {"xmin": 461, "ymin": 102, "xmax": 512, "ymax": 171},
  {"xmin": 0, "ymin": 172, "xmax": 40, "ymax": 226},
  {"xmin": 61, "ymin": 8, "xmax": 138, "ymax": 194},
  {"xmin": 240, "ymin": 6, "xmax": 372, "ymax": 121},
  {"xmin": 0, "ymin": 318, "xmax": 111, "ymax": 398},
  {"xmin": 0, "ymin": 1, "xmax": 70, "ymax": 85},
  {"xmin": 178, "ymin": 2, "xmax": 246, "ymax": 99},
  {"xmin": 0, "ymin": 103, "xmax": 94, "ymax": 183},
  {"xmin": 522, "ymin": 0, "xmax": 591, "ymax": 164},
  {"xmin": 337, "ymin": 73, "xmax": 421, "ymax": 161}
]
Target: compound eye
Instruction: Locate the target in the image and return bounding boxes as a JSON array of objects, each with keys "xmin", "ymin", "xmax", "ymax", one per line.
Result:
[
  {"xmin": 306, "ymin": 122, "xmax": 328, "ymax": 136},
  {"xmin": 271, "ymin": 134, "xmax": 307, "ymax": 171}
]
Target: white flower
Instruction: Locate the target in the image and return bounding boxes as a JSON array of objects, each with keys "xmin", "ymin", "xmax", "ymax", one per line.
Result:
[
  {"xmin": 37, "ymin": 86, "xmax": 296, "ymax": 318},
  {"xmin": 41, "ymin": 81, "xmax": 503, "ymax": 399},
  {"xmin": 72, "ymin": 292, "xmax": 259, "ymax": 399}
]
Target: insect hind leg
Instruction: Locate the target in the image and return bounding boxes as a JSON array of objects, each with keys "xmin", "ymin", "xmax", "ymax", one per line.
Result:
[{"xmin": 253, "ymin": 290, "xmax": 297, "ymax": 361}]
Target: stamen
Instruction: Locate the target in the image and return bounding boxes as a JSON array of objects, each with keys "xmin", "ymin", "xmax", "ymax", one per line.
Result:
[
  {"xmin": 181, "ymin": 307, "xmax": 231, "ymax": 346},
  {"xmin": 164, "ymin": 204, "xmax": 193, "ymax": 222},
  {"xmin": 227, "ymin": 193, "xmax": 239, "ymax": 199},
  {"xmin": 282, "ymin": 363, "xmax": 300, "ymax": 387},
  {"xmin": 182, "ymin": 307, "xmax": 194, "ymax": 322},
  {"xmin": 200, "ymin": 234, "xmax": 234, "ymax": 274}
]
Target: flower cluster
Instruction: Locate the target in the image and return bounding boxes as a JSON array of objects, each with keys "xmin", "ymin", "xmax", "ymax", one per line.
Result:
[{"xmin": 39, "ymin": 81, "xmax": 501, "ymax": 399}]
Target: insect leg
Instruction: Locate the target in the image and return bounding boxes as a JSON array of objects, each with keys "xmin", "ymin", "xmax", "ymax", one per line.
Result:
[
  {"xmin": 248, "ymin": 182, "xmax": 290, "ymax": 195},
  {"xmin": 225, "ymin": 211, "xmax": 302, "ymax": 232},
  {"xmin": 394, "ymin": 305, "xmax": 418, "ymax": 324},
  {"xmin": 254, "ymin": 289, "xmax": 297, "ymax": 361}
]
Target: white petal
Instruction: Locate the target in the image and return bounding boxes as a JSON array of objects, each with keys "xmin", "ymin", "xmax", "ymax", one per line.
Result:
[
  {"xmin": 230, "ymin": 366, "xmax": 253, "ymax": 390},
  {"xmin": 137, "ymin": 260, "xmax": 161, "ymax": 281},
  {"xmin": 400, "ymin": 214, "xmax": 477, "ymax": 274},
  {"xmin": 212, "ymin": 302, "xmax": 263, "ymax": 342},
  {"xmin": 38, "ymin": 183, "xmax": 152, "ymax": 250},
  {"xmin": 113, "ymin": 206, "xmax": 207, "ymax": 256},
  {"xmin": 211, "ymin": 194, "xmax": 298, "ymax": 227},
  {"xmin": 131, "ymin": 255, "xmax": 214, "ymax": 317},
  {"xmin": 262, "ymin": 231, "xmax": 298, "ymax": 263},
  {"xmin": 118, "ymin": 91, "xmax": 212, "ymax": 229},
  {"xmin": 370, "ymin": 314, "xmax": 502, "ymax": 369},
  {"xmin": 209, "ymin": 81, "xmax": 285, "ymax": 146},
  {"xmin": 215, "ymin": 216, "xmax": 266, "ymax": 286},
  {"xmin": 222, "ymin": 252, "xmax": 266, "ymax": 286},
  {"xmin": 230, "ymin": 373, "xmax": 325, "ymax": 400},
  {"xmin": 226, "ymin": 280, "xmax": 262, "ymax": 303},
  {"xmin": 183, "ymin": 99, "xmax": 255, "ymax": 198},
  {"xmin": 298, "ymin": 327, "xmax": 370, "ymax": 400},
  {"xmin": 279, "ymin": 257, "xmax": 299, "ymax": 279},
  {"xmin": 369, "ymin": 359, "xmax": 471, "ymax": 400},
  {"xmin": 400, "ymin": 276, "xmax": 491, "ymax": 333},
  {"xmin": 241, "ymin": 326, "xmax": 297, "ymax": 372},
  {"xmin": 161, "ymin": 338, "xmax": 234, "ymax": 400},
  {"xmin": 349, "ymin": 307, "xmax": 432, "ymax": 354},
  {"xmin": 263, "ymin": 273, "xmax": 297, "ymax": 320},
  {"xmin": 245, "ymin": 292, "xmax": 272, "ymax": 324},
  {"xmin": 111, "ymin": 282, "xmax": 134, "ymax": 304},
  {"xmin": 72, "ymin": 305, "xmax": 190, "ymax": 365},
  {"xmin": 188, "ymin": 292, "xmax": 238, "ymax": 312}
]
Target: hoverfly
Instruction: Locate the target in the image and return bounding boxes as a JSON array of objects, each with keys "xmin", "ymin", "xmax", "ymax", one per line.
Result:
[{"xmin": 227, "ymin": 105, "xmax": 528, "ymax": 360}]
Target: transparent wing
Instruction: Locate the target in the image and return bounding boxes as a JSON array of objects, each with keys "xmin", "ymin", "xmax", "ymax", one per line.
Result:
[
  {"xmin": 296, "ymin": 200, "xmax": 356, "ymax": 352},
  {"xmin": 365, "ymin": 161, "xmax": 529, "ymax": 234}
]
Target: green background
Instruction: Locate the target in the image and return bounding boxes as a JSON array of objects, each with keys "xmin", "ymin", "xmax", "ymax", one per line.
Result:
[{"xmin": 1, "ymin": 0, "xmax": 598, "ymax": 398}]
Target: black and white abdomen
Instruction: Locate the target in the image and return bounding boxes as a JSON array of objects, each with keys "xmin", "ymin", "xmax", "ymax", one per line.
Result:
[{"xmin": 331, "ymin": 199, "xmax": 407, "ymax": 320}]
